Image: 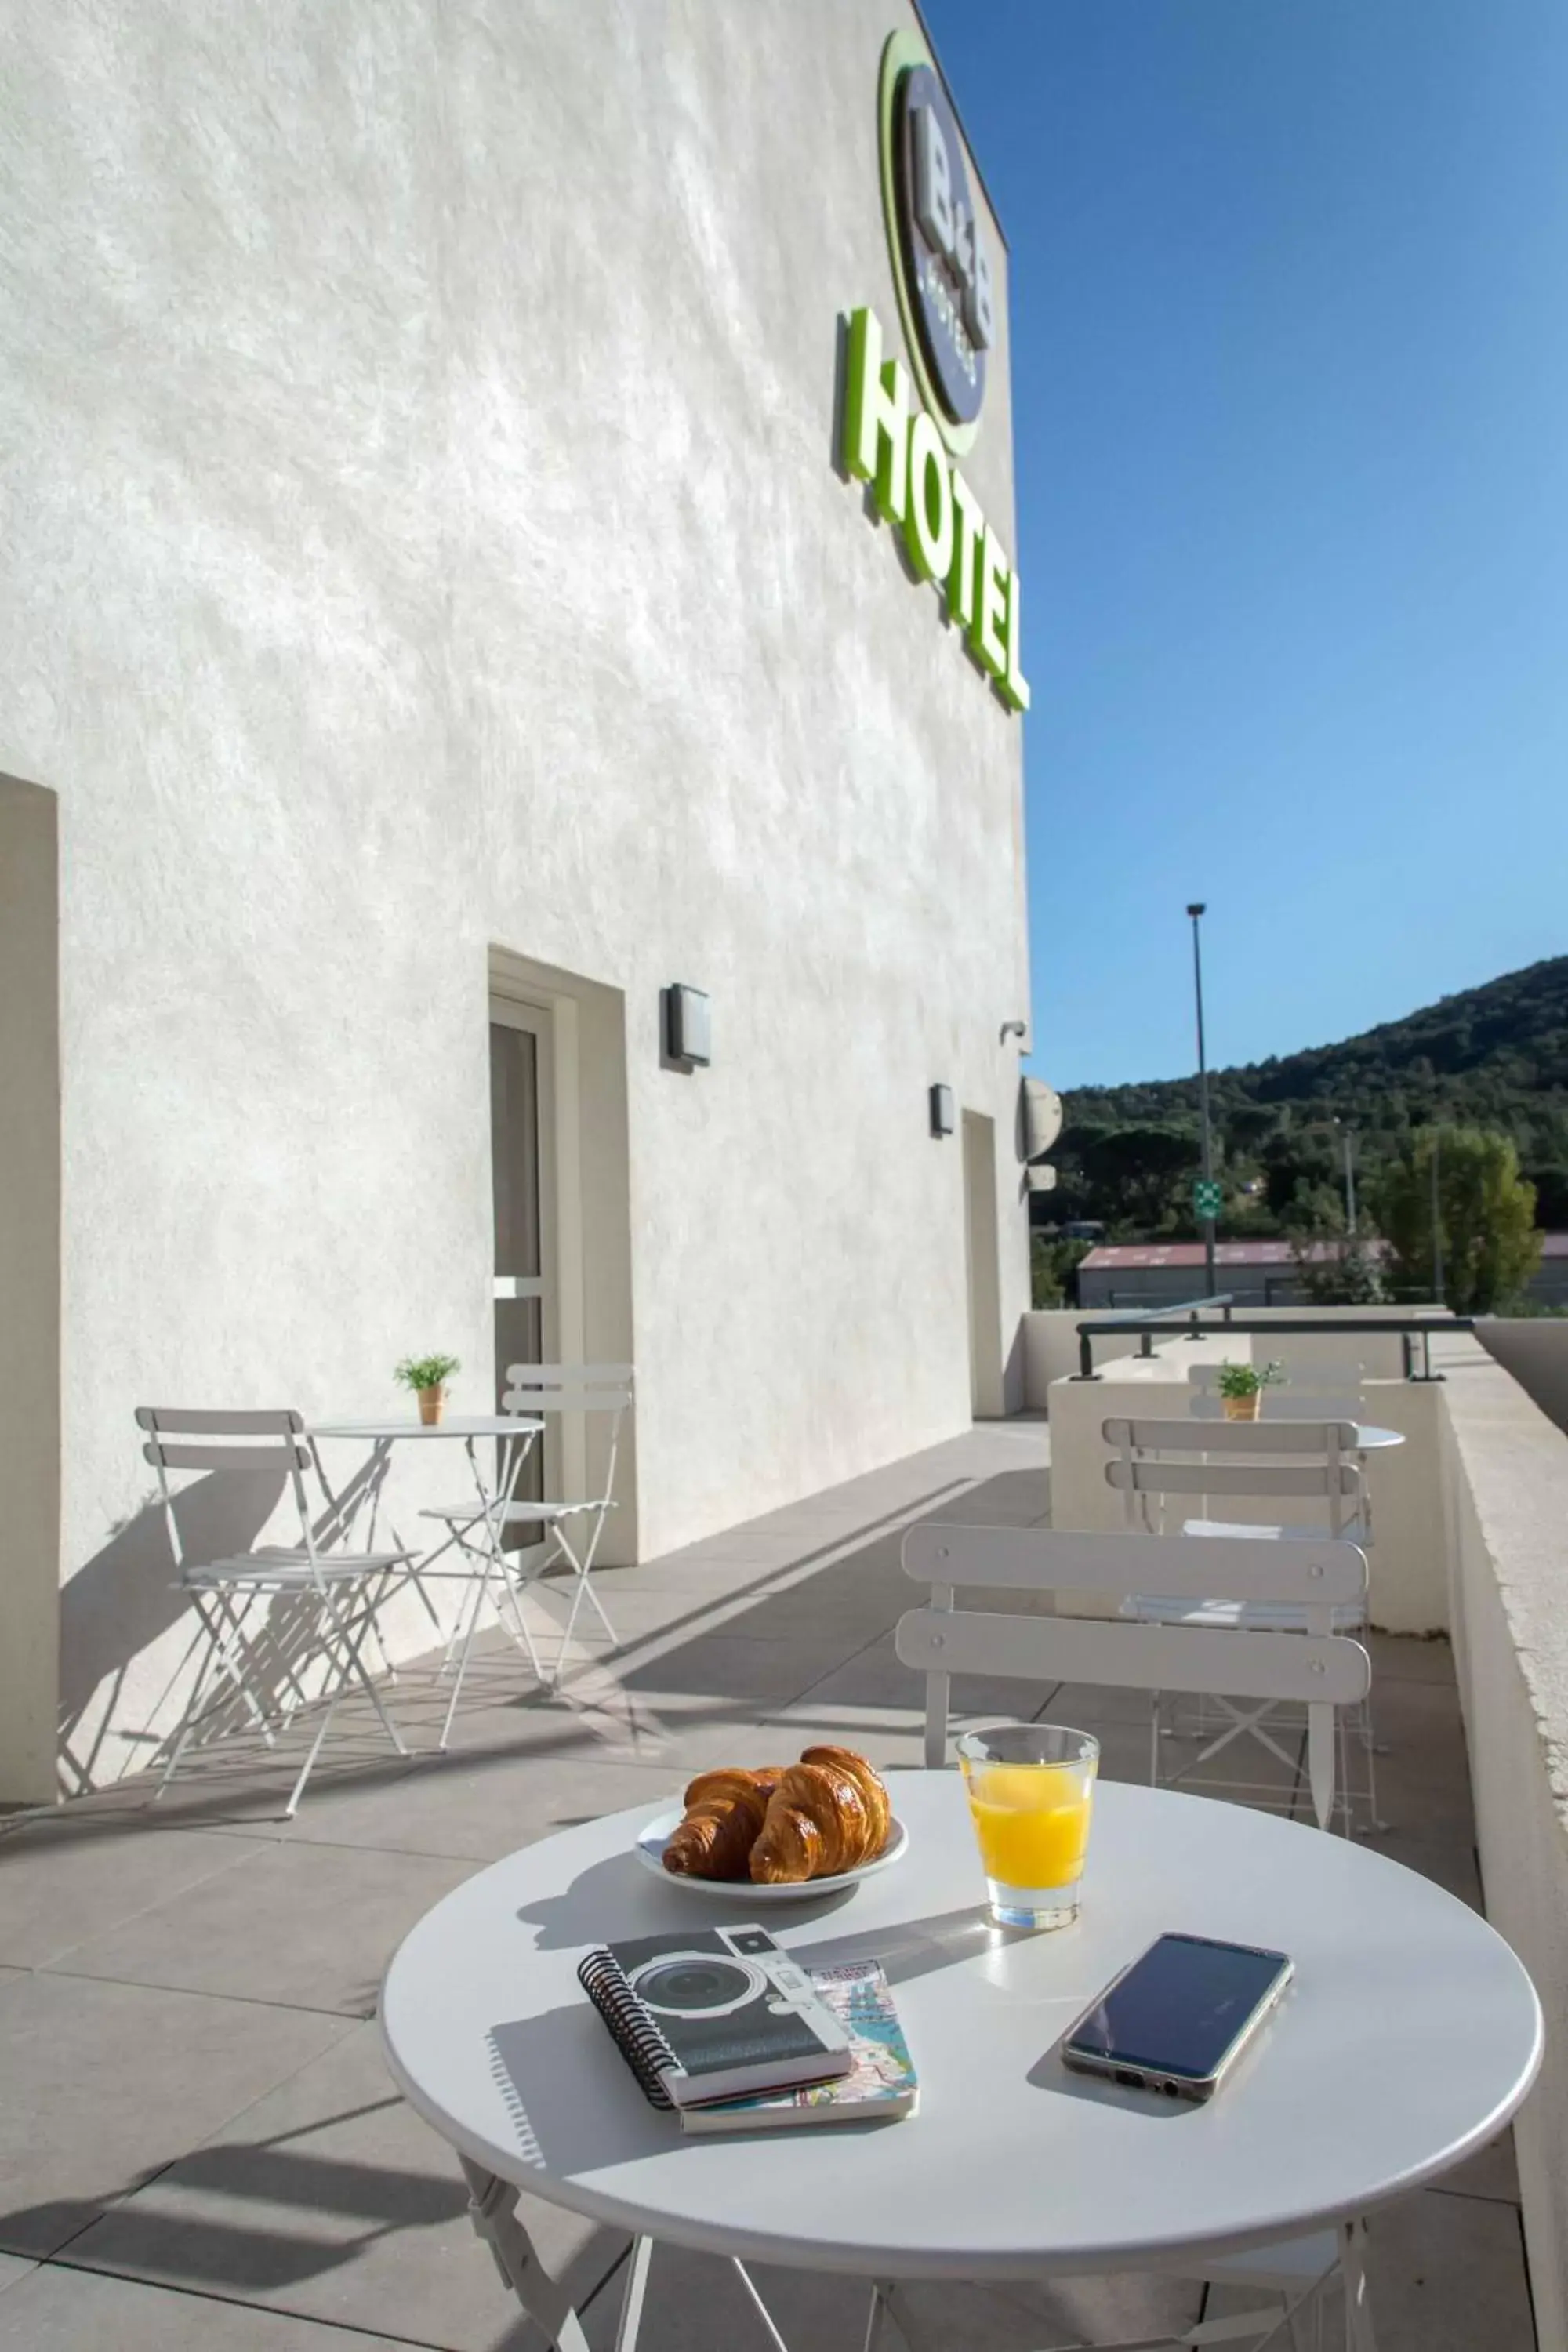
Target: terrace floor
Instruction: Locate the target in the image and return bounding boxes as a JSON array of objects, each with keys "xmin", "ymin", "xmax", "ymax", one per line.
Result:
[{"xmin": 0, "ymin": 1420, "xmax": 1536, "ymax": 2350}]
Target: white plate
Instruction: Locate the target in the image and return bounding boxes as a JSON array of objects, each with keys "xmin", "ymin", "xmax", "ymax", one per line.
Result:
[{"xmin": 634, "ymin": 1806, "xmax": 909, "ymax": 1900}]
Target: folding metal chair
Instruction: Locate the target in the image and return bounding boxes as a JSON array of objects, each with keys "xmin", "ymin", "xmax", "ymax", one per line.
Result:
[
  {"xmin": 419, "ymin": 1364, "xmax": 633, "ymax": 1688},
  {"xmin": 1105, "ymin": 1418, "xmax": 1381, "ymax": 1832},
  {"xmin": 895, "ymin": 1518, "xmax": 1374, "ymax": 2349},
  {"xmin": 137, "ymin": 1406, "xmax": 413, "ymax": 1817}
]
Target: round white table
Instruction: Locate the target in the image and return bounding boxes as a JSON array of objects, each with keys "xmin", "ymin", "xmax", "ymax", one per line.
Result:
[
  {"xmin": 310, "ymin": 1417, "xmax": 546, "ymax": 1744},
  {"xmin": 380, "ymin": 1773, "xmax": 1540, "ymax": 2349}
]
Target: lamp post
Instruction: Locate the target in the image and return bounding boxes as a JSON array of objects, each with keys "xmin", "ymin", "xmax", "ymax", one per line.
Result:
[
  {"xmin": 1186, "ymin": 903, "xmax": 1216, "ymax": 1298},
  {"xmin": 1430, "ymin": 1128, "xmax": 1444, "ymax": 1306},
  {"xmin": 1333, "ymin": 1117, "xmax": 1357, "ymax": 1232}
]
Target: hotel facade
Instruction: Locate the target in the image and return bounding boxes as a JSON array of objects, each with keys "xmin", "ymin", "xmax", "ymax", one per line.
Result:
[{"xmin": 0, "ymin": 2, "xmax": 1033, "ymax": 1799}]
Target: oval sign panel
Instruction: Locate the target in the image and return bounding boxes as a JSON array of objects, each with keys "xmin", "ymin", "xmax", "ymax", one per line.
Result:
[{"xmin": 877, "ymin": 29, "xmax": 993, "ymax": 456}]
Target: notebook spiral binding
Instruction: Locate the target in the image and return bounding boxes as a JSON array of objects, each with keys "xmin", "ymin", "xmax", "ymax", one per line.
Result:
[{"xmin": 577, "ymin": 1948, "xmax": 680, "ymax": 2110}]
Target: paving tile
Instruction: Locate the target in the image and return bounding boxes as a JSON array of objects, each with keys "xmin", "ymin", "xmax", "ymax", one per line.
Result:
[
  {"xmin": 0, "ymin": 2255, "xmax": 34, "ymax": 2296},
  {"xmin": 67, "ymin": 2020, "xmax": 626, "ymax": 2352},
  {"xmin": 1366, "ymin": 2186, "xmax": 1535, "ymax": 2349},
  {"xmin": 0, "ymin": 2264, "xmax": 413, "ymax": 2349},
  {"xmin": 260, "ymin": 1752, "xmax": 688, "ymax": 1864},
  {"xmin": 50, "ymin": 1841, "xmax": 477, "ymax": 2018},
  {"xmin": 1368, "ymin": 1633, "xmax": 1458, "ymax": 1686},
  {"xmin": 0, "ymin": 1973, "xmax": 354, "ymax": 2258},
  {"xmin": 579, "ymin": 2241, "xmax": 1200, "ymax": 2350},
  {"xmin": 0, "ymin": 1823, "xmax": 253, "ymax": 1967},
  {"xmin": 1437, "ymin": 2126, "xmax": 1521, "ymax": 2206},
  {"xmin": 607, "ymin": 1630, "xmax": 863, "ymax": 1707}
]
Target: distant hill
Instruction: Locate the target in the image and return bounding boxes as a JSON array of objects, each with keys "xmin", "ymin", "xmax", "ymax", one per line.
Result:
[{"xmin": 1050, "ymin": 956, "xmax": 1568, "ymax": 1236}]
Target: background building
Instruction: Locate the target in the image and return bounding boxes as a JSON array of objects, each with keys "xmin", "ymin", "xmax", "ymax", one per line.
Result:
[
  {"xmin": 1076, "ymin": 1236, "xmax": 1568, "ymax": 1312},
  {"xmin": 0, "ymin": 2, "xmax": 1032, "ymax": 1799}
]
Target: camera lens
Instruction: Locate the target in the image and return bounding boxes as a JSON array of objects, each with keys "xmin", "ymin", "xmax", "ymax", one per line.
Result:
[{"xmin": 630, "ymin": 1954, "xmax": 763, "ymax": 2017}]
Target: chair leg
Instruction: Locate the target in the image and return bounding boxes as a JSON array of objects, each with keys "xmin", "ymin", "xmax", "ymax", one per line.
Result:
[
  {"xmin": 440, "ymin": 1554, "xmax": 514, "ymax": 1748},
  {"xmin": 1341, "ymin": 2219, "xmax": 1378, "ymax": 2351},
  {"xmin": 281, "ymin": 1585, "xmax": 407, "ymax": 1817},
  {"xmin": 152, "ymin": 1614, "xmax": 229, "ymax": 1798},
  {"xmin": 555, "ymin": 1526, "xmax": 615, "ymax": 1668}
]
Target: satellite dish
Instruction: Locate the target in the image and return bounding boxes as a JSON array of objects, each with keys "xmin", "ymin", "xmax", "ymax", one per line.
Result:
[{"xmin": 1021, "ymin": 1077, "xmax": 1063, "ymax": 1163}]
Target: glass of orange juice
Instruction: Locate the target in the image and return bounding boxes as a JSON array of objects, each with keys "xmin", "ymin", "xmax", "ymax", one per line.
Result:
[{"xmin": 956, "ymin": 1726, "xmax": 1099, "ymax": 1930}]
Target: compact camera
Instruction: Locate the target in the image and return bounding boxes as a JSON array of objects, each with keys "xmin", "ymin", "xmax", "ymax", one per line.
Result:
[{"xmin": 626, "ymin": 1926, "xmax": 849, "ymax": 2046}]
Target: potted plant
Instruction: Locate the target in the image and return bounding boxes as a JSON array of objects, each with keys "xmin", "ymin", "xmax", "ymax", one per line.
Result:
[
  {"xmin": 394, "ymin": 1352, "xmax": 461, "ymax": 1427},
  {"xmin": 1216, "ymin": 1359, "xmax": 1284, "ymax": 1422}
]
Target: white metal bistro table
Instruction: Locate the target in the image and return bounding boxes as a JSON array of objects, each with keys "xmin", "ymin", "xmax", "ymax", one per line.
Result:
[
  {"xmin": 379, "ymin": 1772, "xmax": 1541, "ymax": 2351},
  {"xmin": 310, "ymin": 1417, "xmax": 545, "ymax": 1745}
]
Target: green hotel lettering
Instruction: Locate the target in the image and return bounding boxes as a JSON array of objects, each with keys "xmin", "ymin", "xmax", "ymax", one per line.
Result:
[{"xmin": 843, "ymin": 306, "xmax": 1029, "ymax": 713}]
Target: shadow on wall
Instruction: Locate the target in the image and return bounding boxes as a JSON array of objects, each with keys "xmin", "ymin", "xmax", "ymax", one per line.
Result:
[
  {"xmin": 56, "ymin": 1454, "xmax": 387, "ymax": 1798},
  {"xmin": 57, "ymin": 1473, "xmax": 285, "ymax": 1795}
]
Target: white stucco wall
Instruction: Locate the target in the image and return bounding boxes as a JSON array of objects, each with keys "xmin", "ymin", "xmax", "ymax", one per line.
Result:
[
  {"xmin": 1438, "ymin": 1331, "xmax": 1568, "ymax": 2350},
  {"xmin": 0, "ymin": 1, "xmax": 1031, "ymax": 1791}
]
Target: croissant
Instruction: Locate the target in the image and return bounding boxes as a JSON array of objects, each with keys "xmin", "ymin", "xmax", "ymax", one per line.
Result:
[
  {"xmin": 800, "ymin": 1746, "xmax": 891, "ymax": 1857},
  {"xmin": 750, "ymin": 1757, "xmax": 884, "ymax": 1883},
  {"xmin": 661, "ymin": 1766, "xmax": 782, "ymax": 1881}
]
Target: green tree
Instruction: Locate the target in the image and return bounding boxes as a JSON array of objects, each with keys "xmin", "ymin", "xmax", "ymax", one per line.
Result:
[
  {"xmin": 1031, "ymin": 1234, "xmax": 1092, "ymax": 1309},
  {"xmin": 1077, "ymin": 1125, "xmax": 1198, "ymax": 1232},
  {"xmin": 1375, "ymin": 1128, "xmax": 1542, "ymax": 1313},
  {"xmin": 1285, "ymin": 1201, "xmax": 1387, "ymax": 1305}
]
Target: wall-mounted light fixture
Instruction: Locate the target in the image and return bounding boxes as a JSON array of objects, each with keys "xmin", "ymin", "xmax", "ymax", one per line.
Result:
[
  {"xmin": 664, "ymin": 984, "xmax": 711, "ymax": 1067},
  {"xmin": 929, "ymin": 1083, "xmax": 956, "ymax": 1138},
  {"xmin": 1000, "ymin": 1019, "xmax": 1029, "ymax": 1046}
]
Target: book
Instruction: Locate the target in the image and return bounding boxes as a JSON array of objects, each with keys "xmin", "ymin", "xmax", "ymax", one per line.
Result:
[
  {"xmin": 679, "ymin": 1958, "xmax": 918, "ymax": 2134},
  {"xmin": 577, "ymin": 1924, "xmax": 855, "ymax": 2110}
]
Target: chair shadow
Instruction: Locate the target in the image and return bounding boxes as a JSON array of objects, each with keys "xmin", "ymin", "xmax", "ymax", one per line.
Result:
[{"xmin": 55, "ymin": 1455, "xmax": 390, "ymax": 1798}]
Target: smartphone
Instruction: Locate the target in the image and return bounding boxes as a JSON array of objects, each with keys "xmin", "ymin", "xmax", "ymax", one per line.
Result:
[{"xmin": 1062, "ymin": 1932, "xmax": 1294, "ymax": 2103}]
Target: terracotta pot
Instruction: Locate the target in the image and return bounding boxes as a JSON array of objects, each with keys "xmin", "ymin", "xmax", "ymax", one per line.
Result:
[
  {"xmin": 417, "ymin": 1385, "xmax": 446, "ymax": 1427},
  {"xmin": 1222, "ymin": 1392, "xmax": 1262, "ymax": 1422}
]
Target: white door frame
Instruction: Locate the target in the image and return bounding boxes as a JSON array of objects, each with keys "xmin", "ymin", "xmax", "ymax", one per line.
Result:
[{"xmin": 488, "ymin": 985, "xmax": 587, "ymax": 1502}]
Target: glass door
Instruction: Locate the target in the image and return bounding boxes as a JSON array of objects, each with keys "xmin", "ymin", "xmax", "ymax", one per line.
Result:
[{"xmin": 489, "ymin": 998, "xmax": 555, "ymax": 1525}]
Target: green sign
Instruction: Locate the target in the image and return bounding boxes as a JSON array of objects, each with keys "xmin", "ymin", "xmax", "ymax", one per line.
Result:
[
  {"xmin": 1193, "ymin": 1178, "xmax": 1224, "ymax": 1221},
  {"xmin": 842, "ymin": 306, "xmax": 1029, "ymax": 712}
]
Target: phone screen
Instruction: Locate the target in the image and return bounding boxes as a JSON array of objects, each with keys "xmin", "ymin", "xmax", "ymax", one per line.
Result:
[{"xmin": 1067, "ymin": 1933, "xmax": 1291, "ymax": 2081}]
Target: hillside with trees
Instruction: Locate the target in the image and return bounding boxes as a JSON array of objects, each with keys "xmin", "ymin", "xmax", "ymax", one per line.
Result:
[{"xmin": 1046, "ymin": 955, "xmax": 1568, "ymax": 1242}]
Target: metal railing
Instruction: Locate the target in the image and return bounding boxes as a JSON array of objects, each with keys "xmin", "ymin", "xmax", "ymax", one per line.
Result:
[
  {"xmin": 1072, "ymin": 1308, "xmax": 1470, "ymax": 1383},
  {"xmin": 1071, "ymin": 1295, "xmax": 1236, "ymax": 1377}
]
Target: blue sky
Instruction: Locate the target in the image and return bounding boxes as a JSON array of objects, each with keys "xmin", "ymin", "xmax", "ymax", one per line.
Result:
[{"xmin": 920, "ymin": 0, "xmax": 1568, "ymax": 1089}]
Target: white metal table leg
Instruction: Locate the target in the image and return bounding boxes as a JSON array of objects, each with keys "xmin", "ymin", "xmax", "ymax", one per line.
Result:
[
  {"xmin": 613, "ymin": 2234, "xmax": 654, "ymax": 2352},
  {"xmin": 459, "ymin": 2158, "xmax": 592, "ymax": 2351}
]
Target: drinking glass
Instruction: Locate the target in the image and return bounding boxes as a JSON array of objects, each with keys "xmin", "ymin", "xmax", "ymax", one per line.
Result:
[{"xmin": 956, "ymin": 1725, "xmax": 1099, "ymax": 1930}]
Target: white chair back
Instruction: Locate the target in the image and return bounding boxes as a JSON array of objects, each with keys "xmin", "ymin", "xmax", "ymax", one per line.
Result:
[
  {"xmin": 1103, "ymin": 1417, "xmax": 1363, "ymax": 1540},
  {"xmin": 499, "ymin": 1363, "xmax": 633, "ymax": 1506},
  {"xmin": 136, "ymin": 1406, "xmax": 321, "ymax": 1580},
  {"xmin": 896, "ymin": 1522, "xmax": 1369, "ymax": 1827}
]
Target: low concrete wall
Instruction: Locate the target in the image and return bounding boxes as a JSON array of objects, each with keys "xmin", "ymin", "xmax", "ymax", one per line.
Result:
[
  {"xmin": 1479, "ymin": 1320, "xmax": 1568, "ymax": 1441},
  {"xmin": 1022, "ymin": 1305, "xmax": 1447, "ymax": 1411},
  {"xmin": 1439, "ymin": 1330, "xmax": 1568, "ymax": 2350}
]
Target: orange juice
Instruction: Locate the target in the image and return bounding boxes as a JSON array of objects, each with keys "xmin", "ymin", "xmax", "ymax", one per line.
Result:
[{"xmin": 964, "ymin": 1762, "xmax": 1094, "ymax": 1889}]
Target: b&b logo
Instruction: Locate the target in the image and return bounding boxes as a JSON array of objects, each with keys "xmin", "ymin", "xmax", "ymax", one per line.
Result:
[{"xmin": 878, "ymin": 30, "xmax": 993, "ymax": 452}]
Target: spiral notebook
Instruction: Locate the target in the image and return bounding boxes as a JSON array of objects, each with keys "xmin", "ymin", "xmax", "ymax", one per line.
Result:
[{"xmin": 577, "ymin": 1925, "xmax": 855, "ymax": 2110}]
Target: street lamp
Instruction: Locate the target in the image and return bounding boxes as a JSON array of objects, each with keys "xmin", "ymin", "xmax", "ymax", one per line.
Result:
[
  {"xmin": 1332, "ymin": 1117, "xmax": 1357, "ymax": 1232},
  {"xmin": 1186, "ymin": 903, "xmax": 1217, "ymax": 1298}
]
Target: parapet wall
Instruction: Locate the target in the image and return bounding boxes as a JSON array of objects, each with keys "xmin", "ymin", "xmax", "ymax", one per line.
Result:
[{"xmin": 1439, "ymin": 1330, "xmax": 1568, "ymax": 2350}]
